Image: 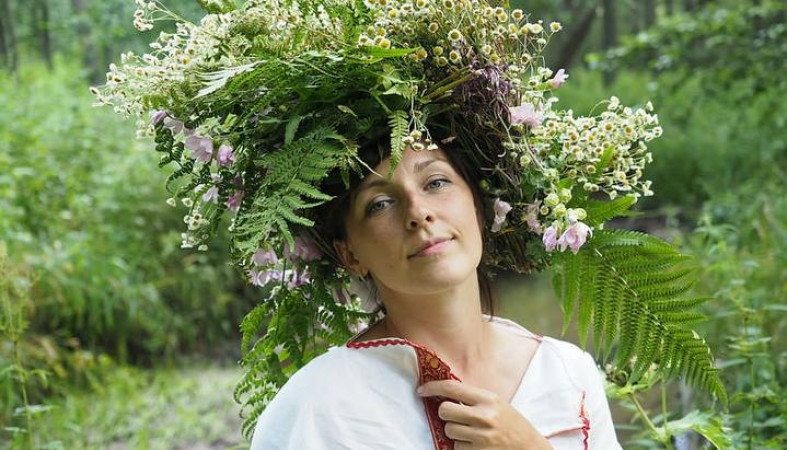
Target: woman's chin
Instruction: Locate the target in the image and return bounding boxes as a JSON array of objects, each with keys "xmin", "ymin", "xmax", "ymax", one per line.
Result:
[{"xmin": 401, "ymin": 266, "xmax": 478, "ymax": 292}]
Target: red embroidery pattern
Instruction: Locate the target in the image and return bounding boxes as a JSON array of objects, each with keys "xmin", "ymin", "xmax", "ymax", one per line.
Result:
[
  {"xmin": 347, "ymin": 337, "xmax": 461, "ymax": 450},
  {"xmin": 579, "ymin": 390, "xmax": 591, "ymax": 450}
]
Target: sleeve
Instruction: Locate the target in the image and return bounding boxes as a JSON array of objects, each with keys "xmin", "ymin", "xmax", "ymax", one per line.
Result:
[
  {"xmin": 578, "ymin": 351, "xmax": 623, "ymax": 450},
  {"xmin": 249, "ymin": 395, "xmax": 340, "ymax": 450},
  {"xmin": 248, "ymin": 354, "xmax": 348, "ymax": 450}
]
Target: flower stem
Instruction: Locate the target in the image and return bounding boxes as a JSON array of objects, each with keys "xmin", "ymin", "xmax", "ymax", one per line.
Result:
[
  {"xmin": 423, "ymin": 72, "xmax": 475, "ymax": 101},
  {"xmin": 628, "ymin": 392, "xmax": 675, "ymax": 450},
  {"xmin": 14, "ymin": 339, "xmax": 34, "ymax": 449}
]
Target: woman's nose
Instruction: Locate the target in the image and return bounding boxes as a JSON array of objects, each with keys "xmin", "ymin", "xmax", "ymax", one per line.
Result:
[{"xmin": 405, "ymin": 195, "xmax": 435, "ymax": 230}]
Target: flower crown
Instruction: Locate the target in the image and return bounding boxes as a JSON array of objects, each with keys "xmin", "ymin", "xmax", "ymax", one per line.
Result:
[{"xmin": 95, "ymin": 0, "xmax": 723, "ymax": 438}]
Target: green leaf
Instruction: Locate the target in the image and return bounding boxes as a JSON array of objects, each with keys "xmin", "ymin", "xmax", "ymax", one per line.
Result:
[
  {"xmin": 285, "ymin": 116, "xmax": 303, "ymax": 146},
  {"xmin": 548, "ymin": 229, "xmax": 727, "ymax": 402},
  {"xmin": 388, "ymin": 110, "xmax": 409, "ymax": 178},
  {"xmin": 595, "ymin": 145, "xmax": 615, "ymax": 173},
  {"xmin": 365, "ymin": 47, "xmax": 417, "ymax": 59},
  {"xmin": 582, "ymin": 195, "xmax": 637, "ymax": 227},
  {"xmin": 657, "ymin": 410, "xmax": 732, "ymax": 449},
  {"xmin": 337, "ymin": 105, "xmax": 357, "ymax": 117}
]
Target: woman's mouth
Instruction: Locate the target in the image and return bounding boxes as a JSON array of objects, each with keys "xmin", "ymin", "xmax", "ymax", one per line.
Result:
[{"xmin": 410, "ymin": 238, "xmax": 454, "ymax": 258}]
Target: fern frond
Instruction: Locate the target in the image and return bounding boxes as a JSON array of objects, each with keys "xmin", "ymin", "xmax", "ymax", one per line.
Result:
[
  {"xmin": 388, "ymin": 110, "xmax": 409, "ymax": 177},
  {"xmin": 550, "ymin": 228, "xmax": 726, "ymax": 401},
  {"xmin": 582, "ymin": 195, "xmax": 637, "ymax": 227},
  {"xmin": 236, "ymin": 275, "xmax": 377, "ymax": 441}
]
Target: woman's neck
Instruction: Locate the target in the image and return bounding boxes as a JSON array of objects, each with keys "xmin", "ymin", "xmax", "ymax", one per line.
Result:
[{"xmin": 377, "ymin": 274, "xmax": 494, "ymax": 377}]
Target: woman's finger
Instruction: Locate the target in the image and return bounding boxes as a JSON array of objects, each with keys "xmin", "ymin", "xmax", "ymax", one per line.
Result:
[
  {"xmin": 437, "ymin": 399, "xmax": 480, "ymax": 425},
  {"xmin": 418, "ymin": 380, "xmax": 493, "ymax": 405},
  {"xmin": 443, "ymin": 420, "xmax": 476, "ymax": 443}
]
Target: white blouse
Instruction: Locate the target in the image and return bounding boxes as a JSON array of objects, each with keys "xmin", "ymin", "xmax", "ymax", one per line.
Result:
[{"xmin": 250, "ymin": 315, "xmax": 622, "ymax": 449}]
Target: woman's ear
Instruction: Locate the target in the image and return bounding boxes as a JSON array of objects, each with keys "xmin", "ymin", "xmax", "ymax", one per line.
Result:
[{"xmin": 333, "ymin": 239, "xmax": 369, "ymax": 278}]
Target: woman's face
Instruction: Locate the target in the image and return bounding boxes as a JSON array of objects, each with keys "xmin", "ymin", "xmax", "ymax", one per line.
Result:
[{"xmin": 336, "ymin": 147, "xmax": 484, "ymax": 297}]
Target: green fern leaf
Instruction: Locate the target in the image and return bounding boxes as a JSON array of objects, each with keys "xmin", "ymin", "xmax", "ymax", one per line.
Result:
[
  {"xmin": 582, "ymin": 195, "xmax": 637, "ymax": 227},
  {"xmin": 550, "ymin": 228, "xmax": 726, "ymax": 401},
  {"xmin": 388, "ymin": 110, "xmax": 409, "ymax": 177}
]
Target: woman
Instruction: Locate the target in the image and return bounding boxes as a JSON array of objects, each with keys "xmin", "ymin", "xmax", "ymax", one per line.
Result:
[
  {"xmin": 249, "ymin": 141, "xmax": 622, "ymax": 449},
  {"xmin": 95, "ymin": 2, "xmax": 708, "ymax": 449}
]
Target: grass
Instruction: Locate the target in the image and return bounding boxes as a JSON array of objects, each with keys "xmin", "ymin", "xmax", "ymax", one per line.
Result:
[{"xmin": 9, "ymin": 362, "xmax": 246, "ymax": 450}]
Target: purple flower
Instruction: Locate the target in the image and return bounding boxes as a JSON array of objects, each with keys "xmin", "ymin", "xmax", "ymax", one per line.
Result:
[
  {"xmin": 557, "ymin": 221, "xmax": 592, "ymax": 254},
  {"xmin": 509, "ymin": 103, "xmax": 544, "ymax": 127},
  {"xmin": 285, "ymin": 268, "xmax": 311, "ymax": 289},
  {"xmin": 248, "ymin": 268, "xmax": 283, "ymax": 287},
  {"xmin": 163, "ymin": 117, "xmax": 185, "ymax": 134},
  {"xmin": 251, "ymin": 248, "xmax": 278, "ymax": 266},
  {"xmin": 549, "ymin": 69, "xmax": 569, "ymax": 89},
  {"xmin": 283, "ymin": 236, "xmax": 323, "ymax": 262},
  {"xmin": 524, "ymin": 202, "xmax": 543, "ymax": 234},
  {"xmin": 490, "ymin": 198, "xmax": 512, "ymax": 232},
  {"xmin": 543, "ymin": 224, "xmax": 559, "ymax": 252},
  {"xmin": 227, "ymin": 190, "xmax": 243, "ymax": 211},
  {"xmin": 150, "ymin": 110, "xmax": 168, "ymax": 125},
  {"xmin": 201, "ymin": 186, "xmax": 219, "ymax": 203},
  {"xmin": 185, "ymin": 135, "xmax": 214, "ymax": 162},
  {"xmin": 217, "ymin": 144, "xmax": 235, "ymax": 167}
]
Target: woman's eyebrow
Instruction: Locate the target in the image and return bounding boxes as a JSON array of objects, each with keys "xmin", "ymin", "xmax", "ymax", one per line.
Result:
[
  {"xmin": 413, "ymin": 157, "xmax": 449, "ymax": 173},
  {"xmin": 356, "ymin": 157, "xmax": 451, "ymax": 196}
]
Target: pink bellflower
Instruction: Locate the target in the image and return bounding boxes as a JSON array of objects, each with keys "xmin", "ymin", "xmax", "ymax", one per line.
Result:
[
  {"xmin": 252, "ymin": 247, "xmax": 279, "ymax": 266},
  {"xmin": 549, "ymin": 69, "xmax": 569, "ymax": 89},
  {"xmin": 217, "ymin": 144, "xmax": 235, "ymax": 167},
  {"xmin": 509, "ymin": 103, "xmax": 544, "ymax": 127},
  {"xmin": 284, "ymin": 236, "xmax": 323, "ymax": 263},
  {"xmin": 491, "ymin": 198, "xmax": 513, "ymax": 232},
  {"xmin": 542, "ymin": 224, "xmax": 559, "ymax": 251},
  {"xmin": 185, "ymin": 135, "xmax": 214, "ymax": 163},
  {"xmin": 557, "ymin": 221, "xmax": 592, "ymax": 254}
]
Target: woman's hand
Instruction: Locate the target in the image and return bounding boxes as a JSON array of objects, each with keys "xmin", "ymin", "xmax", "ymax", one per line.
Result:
[{"xmin": 417, "ymin": 380, "xmax": 553, "ymax": 450}]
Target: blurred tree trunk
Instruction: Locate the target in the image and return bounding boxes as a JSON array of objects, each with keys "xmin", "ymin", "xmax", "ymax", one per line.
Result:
[
  {"xmin": 555, "ymin": 6, "xmax": 597, "ymax": 71},
  {"xmin": 645, "ymin": 0, "xmax": 656, "ymax": 28},
  {"xmin": 602, "ymin": 0, "xmax": 617, "ymax": 86},
  {"xmin": 630, "ymin": 2, "xmax": 640, "ymax": 34},
  {"xmin": 0, "ymin": 0, "xmax": 17, "ymax": 72},
  {"xmin": 665, "ymin": 0, "xmax": 675, "ymax": 15},
  {"xmin": 32, "ymin": 0, "xmax": 53, "ymax": 70},
  {"xmin": 683, "ymin": 0, "xmax": 695, "ymax": 12},
  {"xmin": 70, "ymin": 0, "xmax": 100, "ymax": 82}
]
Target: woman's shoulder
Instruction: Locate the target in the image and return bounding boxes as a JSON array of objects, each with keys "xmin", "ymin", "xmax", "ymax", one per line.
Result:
[
  {"xmin": 487, "ymin": 315, "xmax": 596, "ymax": 368},
  {"xmin": 275, "ymin": 346, "xmax": 356, "ymax": 395},
  {"xmin": 536, "ymin": 334, "xmax": 603, "ymax": 391}
]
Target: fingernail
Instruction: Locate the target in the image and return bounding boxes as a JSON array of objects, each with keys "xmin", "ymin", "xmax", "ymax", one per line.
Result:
[{"xmin": 416, "ymin": 386, "xmax": 425, "ymax": 395}]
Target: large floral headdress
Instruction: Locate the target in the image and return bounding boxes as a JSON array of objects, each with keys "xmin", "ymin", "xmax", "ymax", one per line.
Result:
[{"xmin": 95, "ymin": 0, "xmax": 724, "ymax": 437}]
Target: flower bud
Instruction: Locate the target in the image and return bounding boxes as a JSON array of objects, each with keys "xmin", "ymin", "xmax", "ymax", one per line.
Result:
[{"xmin": 545, "ymin": 193, "xmax": 560, "ymax": 207}]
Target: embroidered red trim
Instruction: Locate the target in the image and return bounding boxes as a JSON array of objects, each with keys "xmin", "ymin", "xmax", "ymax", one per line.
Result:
[
  {"xmin": 579, "ymin": 390, "xmax": 591, "ymax": 450},
  {"xmin": 347, "ymin": 337, "xmax": 461, "ymax": 450}
]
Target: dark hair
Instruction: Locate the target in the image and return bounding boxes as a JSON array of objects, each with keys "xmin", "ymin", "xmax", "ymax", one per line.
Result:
[{"xmin": 310, "ymin": 136, "xmax": 497, "ymax": 319}]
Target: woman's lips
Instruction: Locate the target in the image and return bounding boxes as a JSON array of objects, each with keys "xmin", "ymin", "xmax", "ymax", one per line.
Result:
[{"xmin": 411, "ymin": 238, "xmax": 454, "ymax": 257}]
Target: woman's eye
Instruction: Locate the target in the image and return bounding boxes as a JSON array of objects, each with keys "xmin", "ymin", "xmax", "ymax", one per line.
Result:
[
  {"xmin": 427, "ymin": 178, "xmax": 450, "ymax": 190},
  {"xmin": 367, "ymin": 199, "xmax": 391, "ymax": 214}
]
